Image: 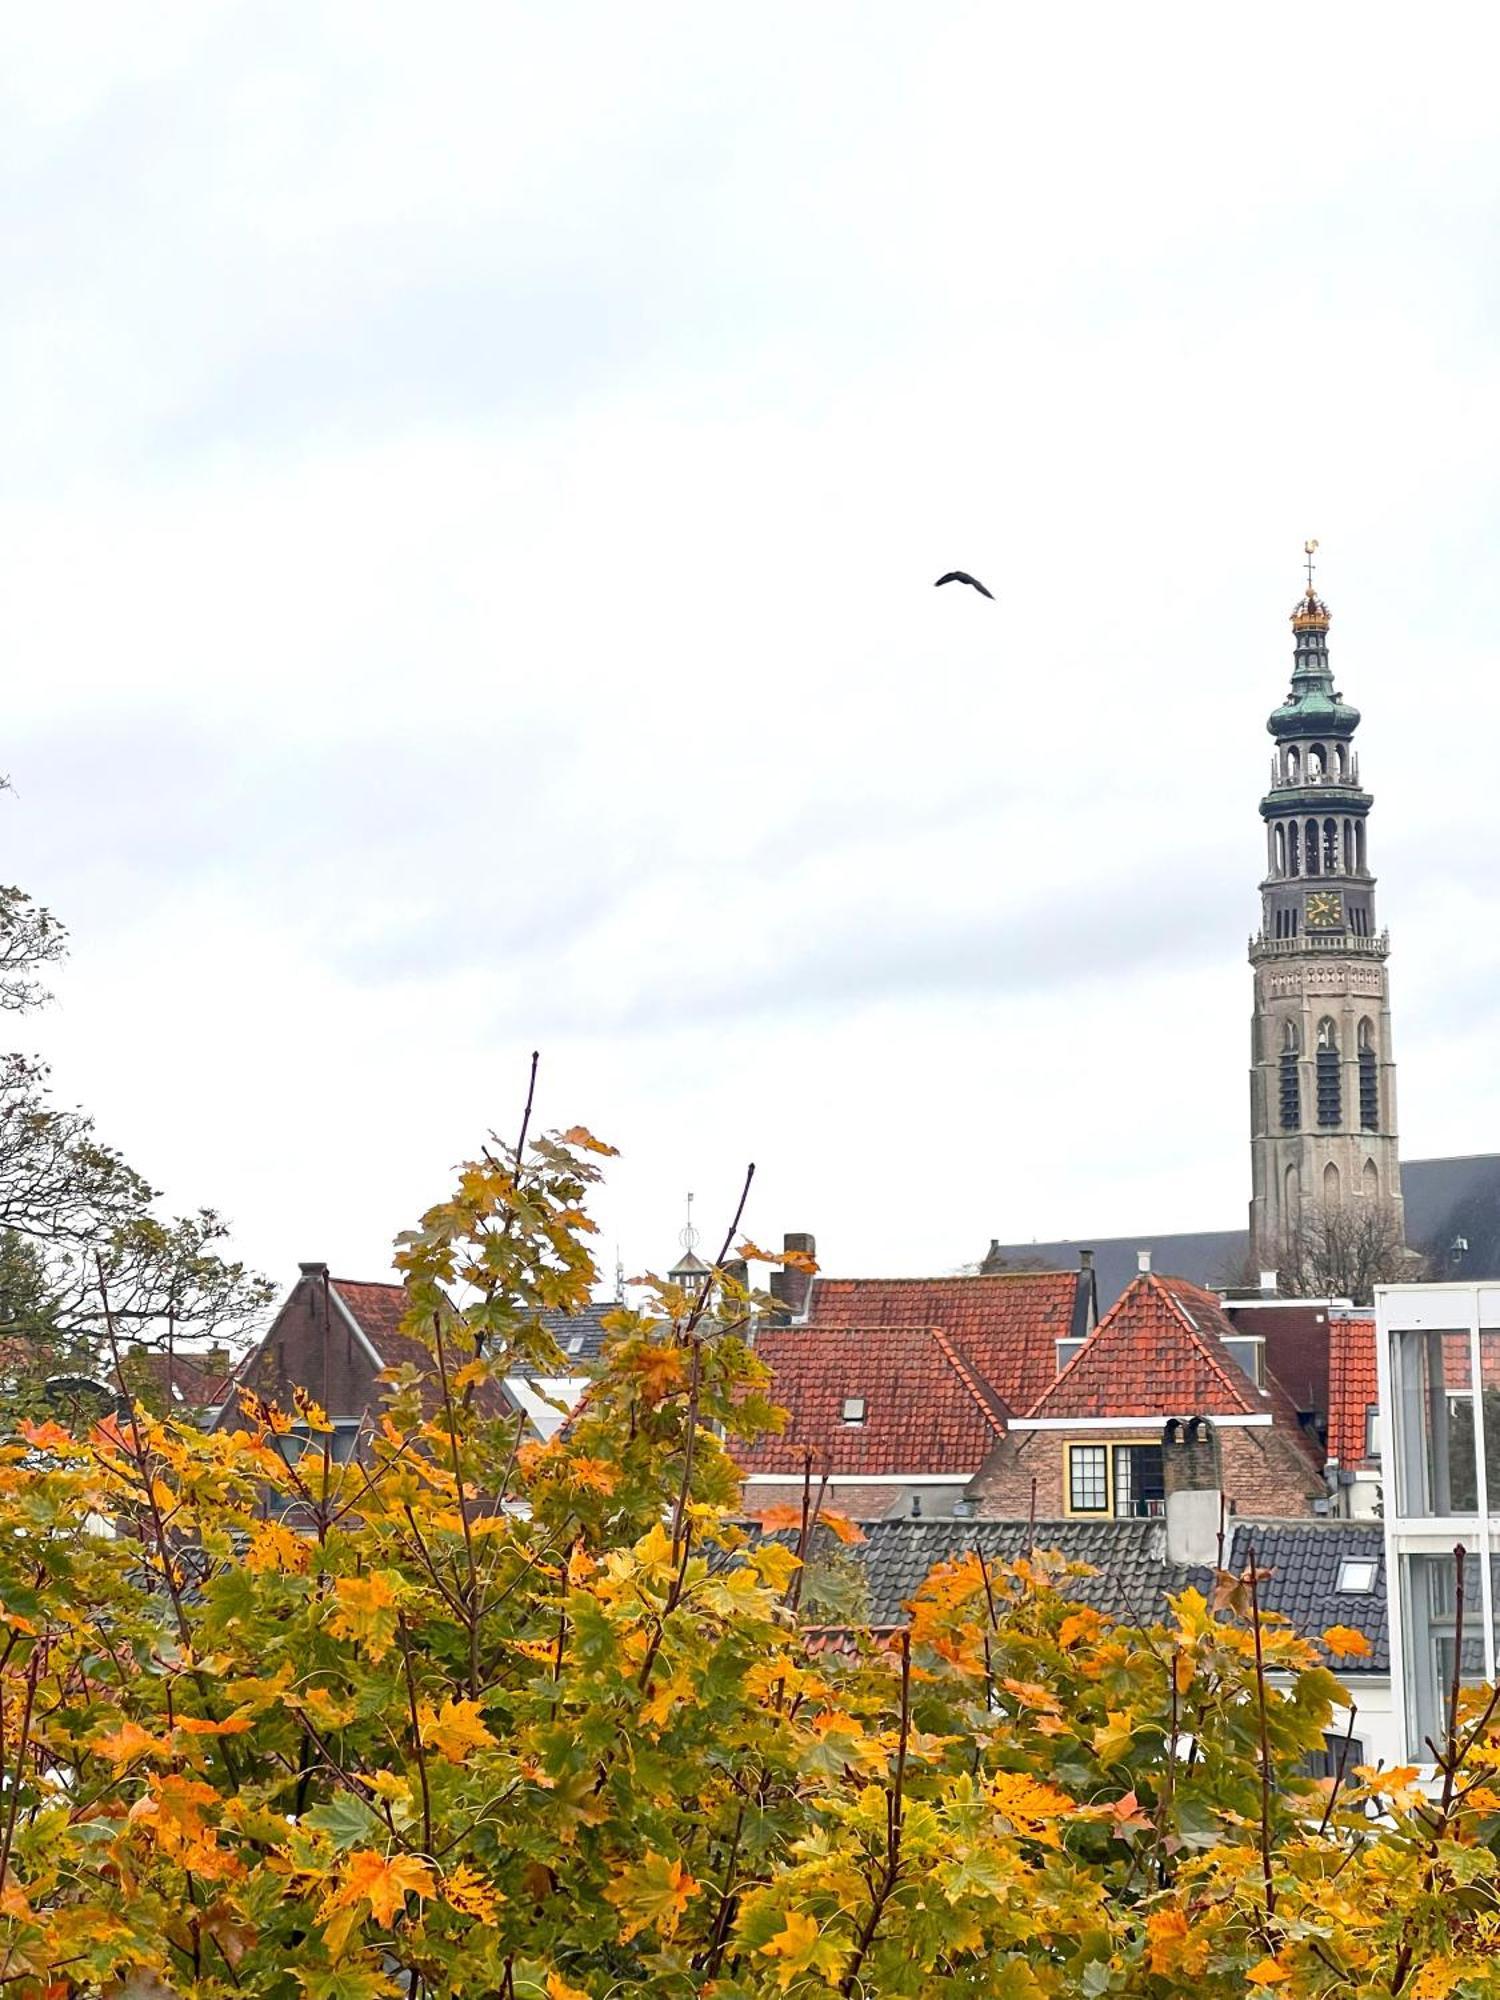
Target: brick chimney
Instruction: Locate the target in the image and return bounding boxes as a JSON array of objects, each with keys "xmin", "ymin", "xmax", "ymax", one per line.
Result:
[
  {"xmin": 767, "ymin": 1232, "xmax": 816, "ymax": 1322},
  {"xmin": 1162, "ymin": 1416, "xmax": 1223, "ymax": 1566}
]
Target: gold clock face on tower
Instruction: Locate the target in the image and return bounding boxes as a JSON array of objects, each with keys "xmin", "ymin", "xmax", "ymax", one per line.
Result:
[{"xmin": 1305, "ymin": 891, "xmax": 1344, "ymax": 929}]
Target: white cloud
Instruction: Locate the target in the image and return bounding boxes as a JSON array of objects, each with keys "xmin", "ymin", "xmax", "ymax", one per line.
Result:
[{"xmin": 3, "ymin": 0, "xmax": 1499, "ymax": 1296}]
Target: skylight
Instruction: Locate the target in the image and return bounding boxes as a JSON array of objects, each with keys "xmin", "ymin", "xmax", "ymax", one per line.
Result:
[{"xmin": 1335, "ymin": 1558, "xmax": 1377, "ymax": 1594}]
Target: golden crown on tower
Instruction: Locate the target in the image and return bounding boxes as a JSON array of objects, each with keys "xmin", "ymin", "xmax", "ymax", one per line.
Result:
[{"xmin": 1290, "ymin": 538, "xmax": 1331, "ymax": 631}]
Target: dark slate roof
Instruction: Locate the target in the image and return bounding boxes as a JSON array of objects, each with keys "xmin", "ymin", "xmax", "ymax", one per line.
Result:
[
  {"xmin": 821, "ymin": 1516, "xmax": 1386, "ymax": 1669},
  {"xmin": 537, "ymin": 1300, "xmax": 621, "ymax": 1362},
  {"xmin": 984, "ymin": 1152, "xmax": 1500, "ymax": 1309},
  {"xmin": 984, "ymin": 1234, "xmax": 1247, "ymax": 1313}
]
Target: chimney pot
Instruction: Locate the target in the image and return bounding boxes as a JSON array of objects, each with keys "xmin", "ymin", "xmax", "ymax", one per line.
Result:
[
  {"xmin": 1078, "ymin": 1248, "xmax": 1095, "ymax": 1272},
  {"xmin": 299, "ymin": 1261, "xmax": 329, "ymax": 1278},
  {"xmin": 1259, "ymin": 1269, "xmax": 1278, "ymax": 1296},
  {"xmin": 1137, "ymin": 1249, "xmax": 1152, "ymax": 1273}
]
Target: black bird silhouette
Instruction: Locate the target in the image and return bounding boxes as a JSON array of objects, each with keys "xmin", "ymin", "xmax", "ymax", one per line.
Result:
[{"xmin": 934, "ymin": 570, "xmax": 994, "ymax": 599}]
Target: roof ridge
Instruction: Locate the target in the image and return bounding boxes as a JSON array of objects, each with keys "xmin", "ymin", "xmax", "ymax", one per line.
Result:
[
  {"xmin": 926, "ymin": 1325, "xmax": 1009, "ymax": 1437},
  {"xmin": 1152, "ymin": 1275, "xmax": 1259, "ymax": 1413},
  {"xmin": 813, "ymin": 1272, "xmax": 1076, "ymax": 1286}
]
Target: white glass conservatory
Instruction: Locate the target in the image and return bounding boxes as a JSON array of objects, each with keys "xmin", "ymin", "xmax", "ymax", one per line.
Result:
[{"xmin": 1376, "ymin": 1283, "xmax": 1500, "ymax": 1762}]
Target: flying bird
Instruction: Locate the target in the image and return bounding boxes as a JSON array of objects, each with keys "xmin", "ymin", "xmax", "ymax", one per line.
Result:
[{"xmin": 934, "ymin": 571, "xmax": 994, "ymax": 600}]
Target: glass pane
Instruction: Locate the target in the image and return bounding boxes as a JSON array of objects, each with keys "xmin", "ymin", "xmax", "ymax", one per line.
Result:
[
  {"xmin": 1391, "ymin": 1329, "xmax": 1477, "ymax": 1517},
  {"xmin": 1069, "ymin": 1447, "xmax": 1106, "ymax": 1512},
  {"xmin": 1402, "ymin": 1550, "xmax": 1485, "ymax": 1758}
]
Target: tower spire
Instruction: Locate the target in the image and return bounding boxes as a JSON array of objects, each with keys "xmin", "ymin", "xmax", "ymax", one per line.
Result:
[{"xmin": 1247, "ymin": 547, "xmax": 1403, "ymax": 1276}]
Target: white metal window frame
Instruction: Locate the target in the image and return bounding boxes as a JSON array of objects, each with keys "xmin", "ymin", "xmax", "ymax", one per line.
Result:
[{"xmin": 1375, "ymin": 1281, "xmax": 1500, "ymax": 1762}]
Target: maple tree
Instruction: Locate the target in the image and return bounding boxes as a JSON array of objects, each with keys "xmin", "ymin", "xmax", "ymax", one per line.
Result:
[{"xmin": 0, "ymin": 1104, "xmax": 1499, "ymax": 1996}]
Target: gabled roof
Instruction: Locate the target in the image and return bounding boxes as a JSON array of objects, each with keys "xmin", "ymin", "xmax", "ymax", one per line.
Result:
[
  {"xmin": 737, "ymin": 1323, "xmax": 1007, "ymax": 1478},
  {"xmin": 805, "ymin": 1272, "xmax": 1090, "ymax": 1416},
  {"xmin": 1026, "ymin": 1273, "xmax": 1268, "ymax": 1420},
  {"xmin": 1326, "ymin": 1314, "xmax": 1377, "ymax": 1469}
]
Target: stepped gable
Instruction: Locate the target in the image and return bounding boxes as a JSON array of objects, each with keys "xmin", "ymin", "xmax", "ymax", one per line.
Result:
[
  {"xmin": 805, "ymin": 1271, "xmax": 1089, "ymax": 1416},
  {"xmin": 1326, "ymin": 1315, "xmax": 1377, "ymax": 1470},
  {"xmin": 736, "ymin": 1322, "xmax": 1007, "ymax": 1479}
]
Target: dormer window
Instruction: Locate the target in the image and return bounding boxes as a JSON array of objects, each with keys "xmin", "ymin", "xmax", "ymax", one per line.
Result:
[
  {"xmin": 1224, "ymin": 1336, "xmax": 1265, "ymax": 1387},
  {"xmin": 1055, "ymin": 1338, "xmax": 1083, "ymax": 1374},
  {"xmin": 841, "ymin": 1396, "xmax": 867, "ymax": 1426}
]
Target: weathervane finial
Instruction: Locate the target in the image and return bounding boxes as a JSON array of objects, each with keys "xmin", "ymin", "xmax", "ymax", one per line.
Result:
[
  {"xmin": 1303, "ymin": 538, "xmax": 1319, "ymax": 593},
  {"xmin": 679, "ymin": 1192, "xmax": 698, "ymax": 1258}
]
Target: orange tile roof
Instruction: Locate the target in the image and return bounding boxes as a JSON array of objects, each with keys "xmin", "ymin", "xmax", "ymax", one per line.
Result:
[
  {"xmin": 1029, "ymin": 1273, "xmax": 1295, "ymax": 1426},
  {"xmin": 805, "ymin": 1273, "xmax": 1085, "ymax": 1416},
  {"xmin": 1327, "ymin": 1315, "xmax": 1377, "ymax": 1468},
  {"xmin": 738, "ymin": 1323, "xmax": 1007, "ymax": 1477}
]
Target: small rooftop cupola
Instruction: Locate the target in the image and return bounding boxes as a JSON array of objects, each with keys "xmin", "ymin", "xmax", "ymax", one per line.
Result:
[{"xmin": 668, "ymin": 1193, "xmax": 711, "ymax": 1290}]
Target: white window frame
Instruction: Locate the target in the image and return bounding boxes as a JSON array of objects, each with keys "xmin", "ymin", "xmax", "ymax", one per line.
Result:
[{"xmin": 1377, "ymin": 1281, "xmax": 1500, "ymax": 1764}]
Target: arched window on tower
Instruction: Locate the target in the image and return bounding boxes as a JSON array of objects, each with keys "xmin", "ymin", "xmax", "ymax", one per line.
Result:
[
  {"xmin": 1286, "ymin": 746, "xmax": 1301, "ymax": 784},
  {"xmin": 1359, "ymin": 1017, "xmax": 1379, "ymax": 1130},
  {"xmin": 1279, "ymin": 1020, "xmax": 1301, "ymax": 1131},
  {"xmin": 1343, "ymin": 817, "xmax": 1354, "ymax": 870},
  {"xmin": 1362, "ymin": 1158, "xmax": 1379, "ymax": 1202},
  {"xmin": 1288, "ymin": 819, "xmax": 1301, "ymax": 875},
  {"xmin": 1274, "ymin": 823, "xmax": 1287, "ymax": 876},
  {"xmin": 1335, "ymin": 744, "xmax": 1348, "ymax": 779},
  {"xmin": 1323, "ymin": 817, "xmax": 1339, "ymax": 873},
  {"xmin": 1305, "ymin": 818, "xmax": 1320, "ymax": 875},
  {"xmin": 1309, "ymin": 744, "xmax": 1326, "ymax": 780},
  {"xmin": 1316, "ymin": 1017, "xmax": 1341, "ymax": 1127},
  {"xmin": 1284, "ymin": 1163, "xmax": 1301, "ymax": 1232},
  {"xmin": 1355, "ymin": 820, "xmax": 1366, "ymax": 873},
  {"xmin": 1324, "ymin": 1160, "xmax": 1341, "ymax": 1210}
]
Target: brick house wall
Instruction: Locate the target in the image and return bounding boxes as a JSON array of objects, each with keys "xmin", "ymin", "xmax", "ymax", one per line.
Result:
[
  {"xmin": 969, "ymin": 1421, "xmax": 1325, "ymax": 1520},
  {"xmin": 225, "ymin": 1264, "xmax": 383, "ymax": 1422}
]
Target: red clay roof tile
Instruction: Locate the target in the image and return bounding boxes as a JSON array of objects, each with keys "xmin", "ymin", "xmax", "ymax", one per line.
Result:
[
  {"xmin": 738, "ymin": 1323, "xmax": 1007, "ymax": 1478},
  {"xmin": 805, "ymin": 1273, "xmax": 1084, "ymax": 1415},
  {"xmin": 1327, "ymin": 1315, "xmax": 1377, "ymax": 1468}
]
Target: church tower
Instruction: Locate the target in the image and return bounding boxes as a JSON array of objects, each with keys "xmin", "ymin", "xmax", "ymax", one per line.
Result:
[{"xmin": 1248, "ymin": 548, "xmax": 1403, "ymax": 1271}]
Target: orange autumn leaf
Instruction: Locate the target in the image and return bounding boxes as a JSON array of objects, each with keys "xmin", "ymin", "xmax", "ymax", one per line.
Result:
[
  {"xmin": 818, "ymin": 1509, "xmax": 865, "ymax": 1546},
  {"xmin": 91, "ymin": 1719, "xmax": 172, "ymax": 1765},
  {"xmin": 754, "ymin": 1505, "xmax": 806, "ymax": 1532},
  {"xmin": 1322, "ymin": 1624, "xmax": 1374, "ymax": 1660},
  {"xmin": 629, "ymin": 1344, "xmax": 687, "ymax": 1405},
  {"xmin": 323, "ymin": 1850, "xmax": 436, "ymax": 1927},
  {"xmin": 18, "ymin": 1418, "xmax": 75, "ymax": 1454}
]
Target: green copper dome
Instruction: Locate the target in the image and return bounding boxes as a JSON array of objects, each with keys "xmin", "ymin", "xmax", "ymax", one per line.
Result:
[{"xmin": 1266, "ymin": 588, "xmax": 1361, "ymax": 739}]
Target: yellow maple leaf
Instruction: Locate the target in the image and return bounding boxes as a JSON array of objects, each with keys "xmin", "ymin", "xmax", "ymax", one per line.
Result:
[
  {"xmin": 419, "ymin": 1696, "xmax": 496, "ymax": 1761},
  {"xmin": 1322, "ymin": 1624, "xmax": 1374, "ymax": 1660},
  {"xmin": 987, "ymin": 1770, "xmax": 1075, "ymax": 1846},
  {"xmin": 759, "ymin": 1909, "xmax": 821, "ymax": 1988},
  {"xmin": 545, "ymin": 1975, "xmax": 592, "ymax": 2000},
  {"xmin": 245, "ymin": 1521, "xmax": 312, "ymax": 1575},
  {"xmin": 604, "ymin": 1850, "xmax": 698, "ymax": 1942},
  {"xmin": 444, "ymin": 1862, "xmax": 500, "ymax": 1922},
  {"xmin": 1411, "ymin": 1958, "xmax": 1466, "ymax": 2000},
  {"xmin": 326, "ymin": 1571, "xmax": 401, "ymax": 1661},
  {"xmin": 1246, "ymin": 1957, "xmax": 1290, "ymax": 1985}
]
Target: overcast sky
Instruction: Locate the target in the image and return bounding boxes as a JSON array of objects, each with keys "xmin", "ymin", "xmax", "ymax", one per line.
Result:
[{"xmin": 4, "ymin": 3, "xmax": 1499, "ymax": 1302}]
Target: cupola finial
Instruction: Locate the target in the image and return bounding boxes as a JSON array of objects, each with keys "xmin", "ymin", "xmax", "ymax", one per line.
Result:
[{"xmin": 1291, "ymin": 538, "xmax": 1331, "ymax": 633}]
